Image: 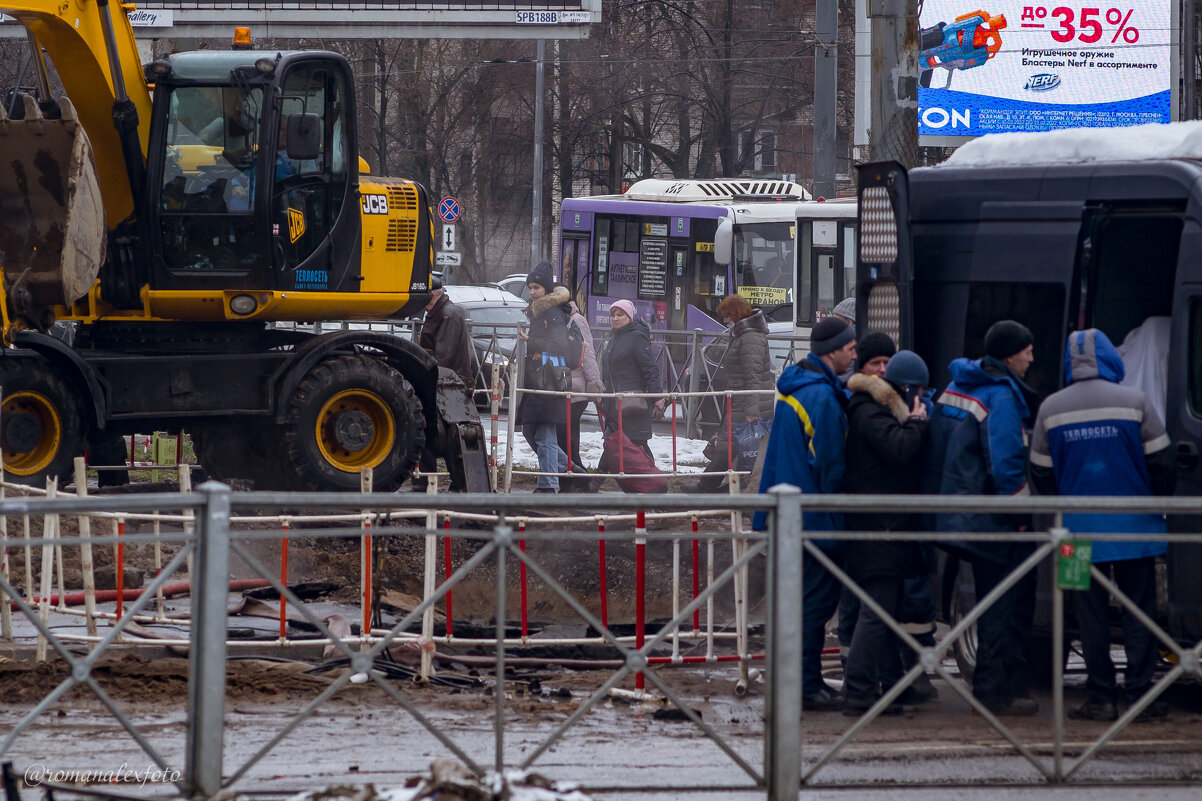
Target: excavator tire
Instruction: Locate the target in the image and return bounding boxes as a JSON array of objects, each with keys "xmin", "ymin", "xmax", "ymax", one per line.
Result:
[
  {"xmin": 193, "ymin": 423, "xmax": 289, "ymax": 490},
  {"xmin": 283, "ymin": 354, "xmax": 424, "ymax": 492},
  {"xmin": 0, "ymin": 359, "xmax": 85, "ymax": 486}
]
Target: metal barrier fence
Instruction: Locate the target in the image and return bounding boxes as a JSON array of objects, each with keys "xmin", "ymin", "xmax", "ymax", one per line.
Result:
[
  {"xmin": 4, "ymin": 488, "xmax": 1199, "ymax": 798},
  {"xmin": 273, "ymin": 317, "xmax": 813, "ymax": 439}
]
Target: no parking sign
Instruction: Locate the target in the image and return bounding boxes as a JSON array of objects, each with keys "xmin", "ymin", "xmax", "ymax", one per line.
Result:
[{"xmin": 438, "ymin": 197, "xmax": 461, "ymax": 223}]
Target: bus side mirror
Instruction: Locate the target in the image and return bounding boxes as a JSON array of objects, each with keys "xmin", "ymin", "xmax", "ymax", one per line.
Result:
[
  {"xmin": 714, "ymin": 217, "xmax": 733, "ymax": 266},
  {"xmin": 286, "ymin": 112, "xmax": 321, "ymax": 161}
]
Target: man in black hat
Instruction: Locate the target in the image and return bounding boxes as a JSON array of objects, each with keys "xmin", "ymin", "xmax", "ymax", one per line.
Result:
[
  {"xmin": 926, "ymin": 319, "xmax": 1042, "ymax": 716},
  {"xmin": 412, "ymin": 273, "xmax": 473, "ymax": 491}
]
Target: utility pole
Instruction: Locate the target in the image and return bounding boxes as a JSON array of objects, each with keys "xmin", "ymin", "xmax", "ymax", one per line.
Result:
[
  {"xmin": 868, "ymin": 0, "xmax": 919, "ymax": 167},
  {"xmin": 812, "ymin": 0, "xmax": 837, "ymax": 199},
  {"xmin": 532, "ymin": 39, "xmax": 546, "ymax": 268}
]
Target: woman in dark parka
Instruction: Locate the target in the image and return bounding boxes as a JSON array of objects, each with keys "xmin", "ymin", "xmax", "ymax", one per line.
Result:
[
  {"xmin": 517, "ymin": 261, "xmax": 572, "ymax": 492},
  {"xmin": 841, "ymin": 350, "xmax": 932, "ymax": 713},
  {"xmin": 600, "ymin": 299, "xmax": 664, "ymax": 459}
]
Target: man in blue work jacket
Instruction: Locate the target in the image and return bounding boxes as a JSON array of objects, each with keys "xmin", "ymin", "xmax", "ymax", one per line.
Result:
[
  {"xmin": 756, "ymin": 315, "xmax": 857, "ymax": 711},
  {"xmin": 927, "ymin": 320, "xmax": 1042, "ymax": 716},
  {"xmin": 1029, "ymin": 328, "xmax": 1176, "ymax": 722}
]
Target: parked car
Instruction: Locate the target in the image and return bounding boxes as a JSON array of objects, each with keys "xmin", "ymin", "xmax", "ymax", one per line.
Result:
[
  {"xmin": 438, "ymin": 285, "xmax": 527, "ymax": 407},
  {"xmin": 493, "ymin": 273, "xmax": 531, "ymax": 302}
]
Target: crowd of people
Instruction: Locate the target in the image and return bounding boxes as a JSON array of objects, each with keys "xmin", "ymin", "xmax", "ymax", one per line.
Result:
[
  {"xmin": 757, "ymin": 302, "xmax": 1176, "ymax": 722},
  {"xmin": 418, "ymin": 272, "xmax": 1177, "ymax": 722}
]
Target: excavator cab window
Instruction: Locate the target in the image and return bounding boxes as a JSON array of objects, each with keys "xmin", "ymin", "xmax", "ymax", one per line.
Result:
[
  {"xmin": 158, "ymin": 85, "xmax": 266, "ymax": 273},
  {"xmin": 271, "ymin": 64, "xmax": 348, "ymax": 281}
]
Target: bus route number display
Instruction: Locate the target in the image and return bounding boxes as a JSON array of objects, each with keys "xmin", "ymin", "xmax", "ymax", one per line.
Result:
[{"xmin": 638, "ymin": 238, "xmax": 668, "ymax": 299}]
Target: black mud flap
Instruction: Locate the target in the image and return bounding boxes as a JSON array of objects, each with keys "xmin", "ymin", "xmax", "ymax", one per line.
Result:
[
  {"xmin": 855, "ymin": 161, "xmax": 914, "ymax": 349},
  {"xmin": 433, "ymin": 367, "xmax": 491, "ymax": 493}
]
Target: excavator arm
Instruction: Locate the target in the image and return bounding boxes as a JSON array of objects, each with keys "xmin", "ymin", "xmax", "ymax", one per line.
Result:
[
  {"xmin": 0, "ymin": 0, "xmax": 152, "ymax": 225},
  {"xmin": 0, "ymin": 0, "xmax": 152, "ymax": 341}
]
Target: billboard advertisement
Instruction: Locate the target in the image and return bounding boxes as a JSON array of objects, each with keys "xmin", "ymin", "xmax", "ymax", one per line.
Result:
[{"xmin": 917, "ymin": 0, "xmax": 1172, "ymax": 137}]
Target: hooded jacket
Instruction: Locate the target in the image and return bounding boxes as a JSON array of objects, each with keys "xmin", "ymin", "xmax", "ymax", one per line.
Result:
[
  {"xmin": 926, "ymin": 355, "xmax": 1039, "ymax": 561},
  {"xmin": 1028, "ymin": 329, "xmax": 1175, "ymax": 562},
  {"xmin": 517, "ymin": 285, "xmax": 571, "ymax": 426},
  {"xmin": 601, "ymin": 318, "xmax": 660, "ymax": 442},
  {"xmin": 724, "ymin": 309, "xmax": 776, "ymax": 422},
  {"xmin": 753, "ymin": 353, "xmax": 847, "ymax": 533}
]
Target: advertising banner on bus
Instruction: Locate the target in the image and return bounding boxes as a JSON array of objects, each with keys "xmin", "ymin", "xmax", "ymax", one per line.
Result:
[{"xmin": 917, "ymin": 0, "xmax": 1171, "ymax": 137}]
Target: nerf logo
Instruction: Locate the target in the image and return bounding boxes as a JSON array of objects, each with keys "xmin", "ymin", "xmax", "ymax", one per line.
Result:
[
  {"xmin": 1024, "ymin": 73, "xmax": 1061, "ymax": 91},
  {"xmin": 920, "ymin": 107, "xmax": 971, "ymax": 129}
]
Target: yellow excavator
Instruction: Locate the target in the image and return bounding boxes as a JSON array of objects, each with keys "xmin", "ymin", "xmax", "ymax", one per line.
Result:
[{"xmin": 0, "ymin": 2, "xmax": 488, "ymax": 491}]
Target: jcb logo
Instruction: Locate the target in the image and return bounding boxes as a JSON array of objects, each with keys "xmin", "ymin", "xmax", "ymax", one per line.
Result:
[
  {"xmin": 287, "ymin": 208, "xmax": 305, "ymax": 243},
  {"xmin": 362, "ymin": 194, "xmax": 389, "ymax": 215}
]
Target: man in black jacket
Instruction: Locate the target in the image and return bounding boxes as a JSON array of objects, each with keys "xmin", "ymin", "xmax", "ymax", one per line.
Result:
[
  {"xmin": 412, "ymin": 273, "xmax": 473, "ymax": 491},
  {"xmin": 419, "ymin": 273, "xmax": 474, "ymax": 390},
  {"xmin": 842, "ymin": 350, "xmax": 931, "ymax": 714}
]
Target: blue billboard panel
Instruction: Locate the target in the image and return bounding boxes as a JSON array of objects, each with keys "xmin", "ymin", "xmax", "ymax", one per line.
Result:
[{"xmin": 918, "ymin": 0, "xmax": 1172, "ymax": 137}]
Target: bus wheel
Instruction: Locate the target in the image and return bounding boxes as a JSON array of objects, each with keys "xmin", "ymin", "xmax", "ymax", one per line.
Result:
[
  {"xmin": 0, "ymin": 360, "xmax": 84, "ymax": 487},
  {"xmin": 284, "ymin": 355, "xmax": 424, "ymax": 492}
]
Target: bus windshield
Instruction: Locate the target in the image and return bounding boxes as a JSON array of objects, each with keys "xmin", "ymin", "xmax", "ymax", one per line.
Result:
[{"xmin": 733, "ymin": 222, "xmax": 794, "ymax": 308}]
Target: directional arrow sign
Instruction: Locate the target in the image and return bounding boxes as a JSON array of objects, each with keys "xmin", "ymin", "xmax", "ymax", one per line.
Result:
[{"xmin": 442, "ymin": 224, "xmax": 456, "ymax": 252}]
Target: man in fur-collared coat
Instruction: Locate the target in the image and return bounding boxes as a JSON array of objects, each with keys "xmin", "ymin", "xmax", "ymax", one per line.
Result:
[{"xmin": 841, "ymin": 350, "xmax": 932, "ymax": 714}]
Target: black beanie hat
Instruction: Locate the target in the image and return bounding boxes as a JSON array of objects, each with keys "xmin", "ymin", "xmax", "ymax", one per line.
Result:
[
  {"xmin": 811, "ymin": 317, "xmax": 855, "ymax": 356},
  {"xmin": 526, "ymin": 261, "xmax": 554, "ymax": 291},
  {"xmin": 984, "ymin": 320, "xmax": 1034, "ymax": 360},
  {"xmin": 430, "ymin": 272, "xmax": 445, "ymax": 291},
  {"xmin": 857, "ymin": 331, "xmax": 896, "ymax": 367}
]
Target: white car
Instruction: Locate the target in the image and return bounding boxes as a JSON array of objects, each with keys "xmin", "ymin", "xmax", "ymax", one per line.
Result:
[{"xmin": 493, "ymin": 273, "xmax": 531, "ymax": 302}]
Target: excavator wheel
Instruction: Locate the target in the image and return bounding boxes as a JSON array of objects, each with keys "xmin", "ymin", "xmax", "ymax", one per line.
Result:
[
  {"xmin": 284, "ymin": 354, "xmax": 424, "ymax": 492},
  {"xmin": 0, "ymin": 360, "xmax": 85, "ymax": 486},
  {"xmin": 193, "ymin": 423, "xmax": 289, "ymax": 490}
]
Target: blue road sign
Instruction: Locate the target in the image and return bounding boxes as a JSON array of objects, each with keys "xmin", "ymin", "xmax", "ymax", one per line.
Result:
[{"xmin": 438, "ymin": 197, "xmax": 461, "ymax": 223}]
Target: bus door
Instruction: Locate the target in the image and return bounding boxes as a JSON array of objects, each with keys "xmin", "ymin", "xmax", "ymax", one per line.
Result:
[
  {"xmin": 797, "ymin": 218, "xmax": 857, "ymax": 328},
  {"xmin": 561, "ymin": 234, "xmax": 589, "ymax": 307},
  {"xmin": 667, "ymin": 244, "xmax": 690, "ymax": 331}
]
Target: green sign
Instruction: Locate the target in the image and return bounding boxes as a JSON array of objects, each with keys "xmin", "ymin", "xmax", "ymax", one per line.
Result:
[{"xmin": 1057, "ymin": 540, "xmax": 1093, "ymax": 591}]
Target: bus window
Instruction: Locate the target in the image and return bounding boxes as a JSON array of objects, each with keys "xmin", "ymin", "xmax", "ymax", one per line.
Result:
[
  {"xmin": 593, "ymin": 219, "xmax": 610, "ymax": 298},
  {"xmin": 733, "ymin": 221, "xmax": 794, "ymax": 308}
]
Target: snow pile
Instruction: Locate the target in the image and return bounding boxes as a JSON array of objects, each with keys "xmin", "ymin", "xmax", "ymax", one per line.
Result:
[
  {"xmin": 491, "ymin": 426, "xmax": 710, "ymax": 474},
  {"xmin": 943, "ymin": 120, "xmax": 1202, "ymax": 168},
  {"xmin": 282, "ymin": 759, "xmax": 593, "ymax": 801}
]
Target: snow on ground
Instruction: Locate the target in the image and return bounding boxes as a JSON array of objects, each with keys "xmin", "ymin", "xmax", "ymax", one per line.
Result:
[
  {"xmin": 489, "ymin": 425, "xmax": 709, "ymax": 474},
  {"xmin": 943, "ymin": 119, "xmax": 1202, "ymax": 168}
]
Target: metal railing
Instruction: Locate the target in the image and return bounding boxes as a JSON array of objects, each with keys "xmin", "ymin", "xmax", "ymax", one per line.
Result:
[{"xmin": 4, "ymin": 488, "xmax": 1200, "ymax": 797}]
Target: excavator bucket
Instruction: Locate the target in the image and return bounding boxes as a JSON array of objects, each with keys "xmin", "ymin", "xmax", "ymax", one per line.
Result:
[{"xmin": 0, "ymin": 95, "xmax": 105, "ymax": 334}]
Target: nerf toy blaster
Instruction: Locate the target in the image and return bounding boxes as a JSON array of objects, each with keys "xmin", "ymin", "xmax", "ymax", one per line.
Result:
[{"xmin": 920, "ymin": 10, "xmax": 1007, "ymax": 89}]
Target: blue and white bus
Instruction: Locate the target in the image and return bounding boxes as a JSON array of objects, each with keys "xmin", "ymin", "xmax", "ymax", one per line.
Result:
[{"xmin": 558, "ymin": 179, "xmax": 858, "ymax": 336}]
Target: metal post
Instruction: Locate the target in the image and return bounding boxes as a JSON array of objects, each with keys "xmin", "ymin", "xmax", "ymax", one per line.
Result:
[
  {"xmin": 766, "ymin": 484, "xmax": 802, "ymax": 800},
  {"xmin": 812, "ymin": 0, "xmax": 837, "ymax": 199},
  {"xmin": 1051, "ymin": 520, "xmax": 1066, "ymax": 780},
  {"xmin": 868, "ymin": 0, "xmax": 919, "ymax": 167},
  {"xmin": 1186, "ymin": 0, "xmax": 1198, "ymax": 119},
  {"xmin": 186, "ymin": 481, "xmax": 231, "ymax": 799},
  {"xmin": 494, "ymin": 524, "xmax": 511, "ymax": 775},
  {"xmin": 686, "ymin": 329, "xmax": 702, "ymax": 439},
  {"xmin": 532, "ymin": 39, "xmax": 546, "ymax": 267}
]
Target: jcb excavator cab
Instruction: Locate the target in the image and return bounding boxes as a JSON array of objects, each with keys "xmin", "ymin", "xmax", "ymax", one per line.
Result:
[
  {"xmin": 0, "ymin": 33, "xmax": 485, "ymax": 493},
  {"xmin": 142, "ymin": 52, "xmax": 366, "ymax": 297}
]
